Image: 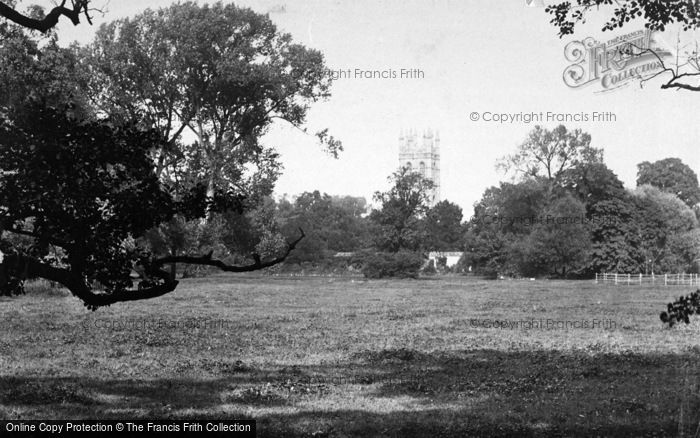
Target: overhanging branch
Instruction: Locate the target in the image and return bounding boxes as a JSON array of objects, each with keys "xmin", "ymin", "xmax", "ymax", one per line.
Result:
[
  {"xmin": 154, "ymin": 228, "xmax": 305, "ymax": 272},
  {"xmin": 0, "ymin": 252, "xmax": 180, "ymax": 308},
  {"xmin": 1, "ymin": 228, "xmax": 304, "ymax": 309},
  {"xmin": 0, "ymin": 0, "xmax": 90, "ymax": 33},
  {"xmin": 622, "ymin": 42, "xmax": 700, "ymax": 92}
]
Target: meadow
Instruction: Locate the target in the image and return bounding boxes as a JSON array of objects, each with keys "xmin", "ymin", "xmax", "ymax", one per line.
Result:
[{"xmin": 2, "ymin": 275, "xmax": 700, "ymax": 437}]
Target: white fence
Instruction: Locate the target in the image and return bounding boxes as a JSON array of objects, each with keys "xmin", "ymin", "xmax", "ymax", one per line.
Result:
[{"xmin": 596, "ymin": 272, "xmax": 700, "ymax": 286}]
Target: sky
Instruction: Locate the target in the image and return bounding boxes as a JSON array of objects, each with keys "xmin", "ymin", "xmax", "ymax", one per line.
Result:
[{"xmin": 47, "ymin": 0, "xmax": 700, "ymax": 217}]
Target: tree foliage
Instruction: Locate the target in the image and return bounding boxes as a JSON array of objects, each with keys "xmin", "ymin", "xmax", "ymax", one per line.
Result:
[
  {"xmin": 632, "ymin": 184, "xmax": 699, "ymax": 274},
  {"xmin": 519, "ymin": 194, "xmax": 591, "ymax": 277},
  {"xmin": 85, "ymin": 1, "xmax": 341, "ymax": 198},
  {"xmin": 0, "ymin": 2, "xmax": 338, "ymax": 308},
  {"xmin": 497, "ymin": 125, "xmax": 603, "ymax": 184},
  {"xmin": 637, "ymin": 158, "xmax": 700, "ymax": 208},
  {"xmin": 660, "ymin": 289, "xmax": 700, "ymax": 327},
  {"xmin": 359, "ymin": 251, "xmax": 424, "ymax": 279},
  {"xmin": 424, "ymin": 200, "xmax": 465, "ymax": 251},
  {"xmin": 586, "ymin": 197, "xmax": 643, "ymax": 274},
  {"xmin": 369, "ymin": 167, "xmax": 434, "ymax": 253},
  {"xmin": 546, "ymin": 0, "xmax": 700, "ymax": 37},
  {"xmin": 0, "ymin": 104, "xmax": 172, "ymax": 305},
  {"xmin": 546, "ymin": 1, "xmax": 700, "ymax": 91},
  {"xmin": 0, "ymin": 23, "xmax": 89, "ymax": 113},
  {"xmin": 276, "ymin": 191, "xmax": 369, "ymax": 264},
  {"xmin": 558, "ymin": 161, "xmax": 628, "ymax": 209},
  {"xmin": 467, "ymin": 126, "xmax": 700, "ymax": 279},
  {"xmin": 463, "ymin": 179, "xmax": 549, "ymax": 277}
]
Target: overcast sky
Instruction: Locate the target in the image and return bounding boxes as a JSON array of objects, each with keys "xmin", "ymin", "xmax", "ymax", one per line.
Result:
[{"xmin": 51, "ymin": 0, "xmax": 700, "ymax": 216}]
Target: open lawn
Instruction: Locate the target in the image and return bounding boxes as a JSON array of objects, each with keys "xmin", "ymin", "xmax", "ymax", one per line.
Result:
[{"xmin": 2, "ymin": 275, "xmax": 700, "ymax": 437}]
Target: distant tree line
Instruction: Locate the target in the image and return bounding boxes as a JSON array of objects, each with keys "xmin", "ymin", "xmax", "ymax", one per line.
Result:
[
  {"xmin": 141, "ymin": 126, "xmax": 700, "ymax": 280},
  {"xmin": 463, "ymin": 126, "xmax": 700, "ymax": 279},
  {"xmin": 147, "ymin": 177, "xmax": 468, "ymax": 278}
]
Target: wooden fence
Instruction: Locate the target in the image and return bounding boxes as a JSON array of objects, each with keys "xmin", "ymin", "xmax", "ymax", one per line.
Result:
[{"xmin": 596, "ymin": 272, "xmax": 700, "ymax": 286}]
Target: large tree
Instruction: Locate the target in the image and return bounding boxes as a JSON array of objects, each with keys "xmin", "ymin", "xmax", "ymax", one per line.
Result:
[
  {"xmin": 637, "ymin": 158, "xmax": 700, "ymax": 208},
  {"xmin": 558, "ymin": 162, "xmax": 628, "ymax": 210},
  {"xmin": 586, "ymin": 197, "xmax": 643, "ymax": 274},
  {"xmin": 0, "ymin": 103, "xmax": 304, "ymax": 308},
  {"xmin": 518, "ymin": 194, "xmax": 592, "ymax": 277},
  {"xmin": 463, "ymin": 179, "xmax": 550, "ymax": 277},
  {"xmin": 468, "ymin": 141, "xmax": 648, "ymax": 278},
  {"xmin": 632, "ymin": 184, "xmax": 699, "ymax": 274},
  {"xmin": 0, "ymin": 20, "xmax": 89, "ymax": 113},
  {"xmin": 558, "ymin": 162, "xmax": 643, "ymax": 274},
  {"xmin": 85, "ymin": 1, "xmax": 341, "ymax": 201},
  {"xmin": 274, "ymin": 191, "xmax": 369, "ymax": 264},
  {"xmin": 497, "ymin": 125, "xmax": 603, "ymax": 186},
  {"xmin": 424, "ymin": 200, "xmax": 465, "ymax": 251},
  {"xmin": 0, "ymin": 3, "xmax": 340, "ymax": 308},
  {"xmin": 370, "ymin": 167, "xmax": 434, "ymax": 253}
]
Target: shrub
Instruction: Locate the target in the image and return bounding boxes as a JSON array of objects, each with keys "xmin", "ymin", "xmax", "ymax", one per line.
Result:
[
  {"xmin": 422, "ymin": 259, "xmax": 437, "ymax": 275},
  {"xmin": 359, "ymin": 251, "xmax": 424, "ymax": 279}
]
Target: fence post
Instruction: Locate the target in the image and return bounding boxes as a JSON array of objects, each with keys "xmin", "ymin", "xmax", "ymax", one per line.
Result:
[
  {"xmin": 615, "ymin": 273, "xmax": 618, "ymax": 285},
  {"xmin": 665, "ymin": 274, "xmax": 667, "ymax": 286},
  {"xmin": 595, "ymin": 273, "xmax": 598, "ymax": 284},
  {"xmin": 639, "ymin": 273, "xmax": 642, "ymax": 285},
  {"xmin": 652, "ymin": 273, "xmax": 655, "ymax": 285}
]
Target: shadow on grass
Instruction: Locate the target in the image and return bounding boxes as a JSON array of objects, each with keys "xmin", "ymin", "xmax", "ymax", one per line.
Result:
[{"xmin": 2, "ymin": 349, "xmax": 700, "ymax": 437}]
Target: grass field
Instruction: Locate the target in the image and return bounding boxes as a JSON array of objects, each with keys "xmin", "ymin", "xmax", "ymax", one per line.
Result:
[{"xmin": 2, "ymin": 275, "xmax": 700, "ymax": 437}]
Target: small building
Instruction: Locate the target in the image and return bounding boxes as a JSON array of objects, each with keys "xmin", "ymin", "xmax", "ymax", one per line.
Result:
[{"xmin": 427, "ymin": 251, "xmax": 463, "ymax": 268}]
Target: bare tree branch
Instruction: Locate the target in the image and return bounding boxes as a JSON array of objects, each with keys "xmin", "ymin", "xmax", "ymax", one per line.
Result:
[
  {"xmin": 0, "ymin": 0, "xmax": 90, "ymax": 33},
  {"xmin": 623, "ymin": 42, "xmax": 700, "ymax": 91},
  {"xmin": 661, "ymin": 81, "xmax": 700, "ymax": 92},
  {"xmin": 154, "ymin": 228, "xmax": 305, "ymax": 272}
]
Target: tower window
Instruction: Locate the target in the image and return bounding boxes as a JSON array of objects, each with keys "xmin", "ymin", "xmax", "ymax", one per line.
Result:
[{"xmin": 419, "ymin": 161, "xmax": 426, "ymax": 176}]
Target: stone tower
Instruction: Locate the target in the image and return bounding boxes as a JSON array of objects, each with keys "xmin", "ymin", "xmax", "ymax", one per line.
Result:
[{"xmin": 398, "ymin": 128, "xmax": 441, "ymax": 205}]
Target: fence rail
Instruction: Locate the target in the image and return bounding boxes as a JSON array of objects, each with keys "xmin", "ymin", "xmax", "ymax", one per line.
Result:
[{"xmin": 596, "ymin": 272, "xmax": 700, "ymax": 286}]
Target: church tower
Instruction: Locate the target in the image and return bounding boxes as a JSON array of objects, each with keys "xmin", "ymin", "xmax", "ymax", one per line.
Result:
[{"xmin": 398, "ymin": 128, "xmax": 441, "ymax": 205}]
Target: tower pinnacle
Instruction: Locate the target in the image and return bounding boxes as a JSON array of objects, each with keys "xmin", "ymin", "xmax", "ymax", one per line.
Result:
[{"xmin": 398, "ymin": 128, "xmax": 441, "ymax": 205}]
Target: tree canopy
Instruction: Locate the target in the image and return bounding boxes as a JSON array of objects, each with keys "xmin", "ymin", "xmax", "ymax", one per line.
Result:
[
  {"xmin": 497, "ymin": 125, "xmax": 603, "ymax": 183},
  {"xmin": 0, "ymin": 2, "xmax": 337, "ymax": 308},
  {"xmin": 466, "ymin": 126, "xmax": 700, "ymax": 279},
  {"xmin": 85, "ymin": 1, "xmax": 341, "ymax": 203},
  {"xmin": 369, "ymin": 167, "xmax": 434, "ymax": 253},
  {"xmin": 424, "ymin": 200, "xmax": 465, "ymax": 252},
  {"xmin": 637, "ymin": 158, "xmax": 700, "ymax": 208}
]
